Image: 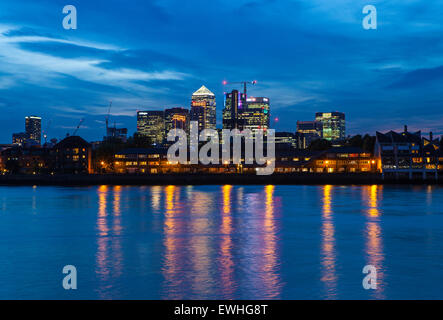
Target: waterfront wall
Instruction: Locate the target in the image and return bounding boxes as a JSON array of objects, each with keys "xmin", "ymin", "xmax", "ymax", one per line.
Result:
[{"xmin": 0, "ymin": 173, "xmax": 441, "ymax": 186}]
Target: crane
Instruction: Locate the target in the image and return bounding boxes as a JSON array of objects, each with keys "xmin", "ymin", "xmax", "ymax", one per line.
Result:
[
  {"xmin": 222, "ymin": 80, "xmax": 257, "ymax": 96},
  {"xmin": 73, "ymin": 118, "xmax": 84, "ymax": 136},
  {"xmin": 105, "ymin": 101, "xmax": 112, "ymax": 136}
]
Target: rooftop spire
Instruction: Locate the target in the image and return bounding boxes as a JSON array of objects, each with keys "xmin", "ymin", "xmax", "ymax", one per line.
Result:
[{"xmin": 192, "ymin": 85, "xmax": 215, "ymax": 97}]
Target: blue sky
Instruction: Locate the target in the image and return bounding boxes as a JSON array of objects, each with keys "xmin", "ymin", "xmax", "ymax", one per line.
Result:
[{"xmin": 0, "ymin": 0, "xmax": 442, "ymax": 142}]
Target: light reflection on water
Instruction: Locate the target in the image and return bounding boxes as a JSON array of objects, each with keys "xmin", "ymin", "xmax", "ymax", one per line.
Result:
[
  {"xmin": 320, "ymin": 185, "xmax": 337, "ymax": 299},
  {"xmin": 364, "ymin": 185, "xmax": 385, "ymax": 299},
  {"xmin": 1, "ymin": 184, "xmax": 443, "ymax": 299},
  {"xmin": 96, "ymin": 185, "xmax": 124, "ymax": 299}
]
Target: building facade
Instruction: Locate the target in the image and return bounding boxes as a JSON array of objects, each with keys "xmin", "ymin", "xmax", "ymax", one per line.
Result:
[
  {"xmin": 53, "ymin": 136, "xmax": 92, "ymax": 174},
  {"xmin": 164, "ymin": 107, "xmax": 190, "ymax": 135},
  {"xmin": 243, "ymin": 97, "xmax": 270, "ymax": 133},
  {"xmin": 25, "ymin": 116, "xmax": 42, "ymax": 145},
  {"xmin": 105, "ymin": 127, "xmax": 128, "ymax": 142},
  {"xmin": 315, "ymin": 112, "xmax": 345, "ymax": 141},
  {"xmin": 12, "ymin": 132, "xmax": 28, "ymax": 146},
  {"xmin": 375, "ymin": 126, "xmax": 442, "ymax": 179},
  {"xmin": 190, "ymin": 86, "xmax": 216, "ymax": 132},
  {"xmin": 222, "ymin": 90, "xmax": 246, "ymax": 130},
  {"xmin": 137, "ymin": 111, "xmax": 165, "ymax": 145},
  {"xmin": 296, "ymin": 120, "xmax": 322, "ymax": 149}
]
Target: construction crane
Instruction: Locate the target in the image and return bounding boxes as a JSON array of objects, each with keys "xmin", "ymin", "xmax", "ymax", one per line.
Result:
[
  {"xmin": 72, "ymin": 119, "xmax": 84, "ymax": 136},
  {"xmin": 222, "ymin": 80, "xmax": 257, "ymax": 96},
  {"xmin": 105, "ymin": 101, "xmax": 112, "ymax": 137}
]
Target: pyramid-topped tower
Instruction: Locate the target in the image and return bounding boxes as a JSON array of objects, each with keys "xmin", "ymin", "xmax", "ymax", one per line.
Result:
[
  {"xmin": 192, "ymin": 85, "xmax": 215, "ymax": 97},
  {"xmin": 190, "ymin": 85, "xmax": 216, "ymax": 131}
]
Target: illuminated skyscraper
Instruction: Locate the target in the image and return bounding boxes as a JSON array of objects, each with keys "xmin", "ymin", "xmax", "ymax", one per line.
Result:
[
  {"xmin": 137, "ymin": 111, "xmax": 165, "ymax": 145},
  {"xmin": 243, "ymin": 97, "xmax": 270, "ymax": 133},
  {"xmin": 164, "ymin": 107, "xmax": 189, "ymax": 135},
  {"xmin": 223, "ymin": 90, "xmax": 247, "ymax": 130},
  {"xmin": 190, "ymin": 86, "xmax": 216, "ymax": 131},
  {"xmin": 25, "ymin": 116, "xmax": 42, "ymax": 145},
  {"xmin": 315, "ymin": 112, "xmax": 345, "ymax": 141}
]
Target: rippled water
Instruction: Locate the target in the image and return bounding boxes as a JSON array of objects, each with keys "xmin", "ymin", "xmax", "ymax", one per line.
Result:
[{"xmin": 0, "ymin": 184, "xmax": 442, "ymax": 299}]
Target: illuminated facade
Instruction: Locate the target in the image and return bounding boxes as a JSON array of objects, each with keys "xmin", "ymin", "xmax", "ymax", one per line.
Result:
[
  {"xmin": 309, "ymin": 147, "xmax": 376, "ymax": 173},
  {"xmin": 12, "ymin": 132, "xmax": 28, "ymax": 146},
  {"xmin": 273, "ymin": 147, "xmax": 377, "ymax": 173},
  {"xmin": 190, "ymin": 86, "xmax": 216, "ymax": 132},
  {"xmin": 165, "ymin": 107, "xmax": 189, "ymax": 134},
  {"xmin": 375, "ymin": 126, "xmax": 442, "ymax": 179},
  {"xmin": 25, "ymin": 116, "xmax": 42, "ymax": 145},
  {"xmin": 223, "ymin": 90, "xmax": 246, "ymax": 130},
  {"xmin": 315, "ymin": 112, "xmax": 345, "ymax": 141},
  {"xmin": 243, "ymin": 97, "xmax": 270, "ymax": 132},
  {"xmin": 137, "ymin": 111, "xmax": 165, "ymax": 145}
]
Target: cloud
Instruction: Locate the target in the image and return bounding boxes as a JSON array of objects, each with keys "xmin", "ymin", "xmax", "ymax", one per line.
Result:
[
  {"xmin": 387, "ymin": 66, "xmax": 443, "ymax": 89},
  {"xmin": 0, "ymin": 25, "xmax": 190, "ymax": 91}
]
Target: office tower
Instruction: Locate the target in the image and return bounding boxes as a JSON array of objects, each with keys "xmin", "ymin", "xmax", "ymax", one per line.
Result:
[
  {"xmin": 25, "ymin": 116, "xmax": 42, "ymax": 145},
  {"xmin": 223, "ymin": 90, "xmax": 247, "ymax": 130},
  {"xmin": 296, "ymin": 120, "xmax": 322, "ymax": 149},
  {"xmin": 315, "ymin": 112, "xmax": 345, "ymax": 141},
  {"xmin": 243, "ymin": 97, "xmax": 270, "ymax": 132},
  {"xmin": 137, "ymin": 111, "xmax": 165, "ymax": 145},
  {"xmin": 164, "ymin": 107, "xmax": 190, "ymax": 134},
  {"xmin": 190, "ymin": 86, "xmax": 216, "ymax": 131}
]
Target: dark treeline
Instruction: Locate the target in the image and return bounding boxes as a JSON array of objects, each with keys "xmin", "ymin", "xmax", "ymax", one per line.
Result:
[
  {"xmin": 94, "ymin": 133, "xmax": 152, "ymax": 166},
  {"xmin": 309, "ymin": 134, "xmax": 376, "ymax": 153}
]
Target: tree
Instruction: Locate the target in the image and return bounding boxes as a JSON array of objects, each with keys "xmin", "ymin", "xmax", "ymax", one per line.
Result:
[
  {"xmin": 346, "ymin": 135, "xmax": 363, "ymax": 148},
  {"xmin": 308, "ymin": 139, "xmax": 332, "ymax": 151},
  {"xmin": 126, "ymin": 133, "xmax": 152, "ymax": 149},
  {"xmin": 93, "ymin": 133, "xmax": 153, "ymax": 172},
  {"xmin": 362, "ymin": 134, "xmax": 376, "ymax": 153}
]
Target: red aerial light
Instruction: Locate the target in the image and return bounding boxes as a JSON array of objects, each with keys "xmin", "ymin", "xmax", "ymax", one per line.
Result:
[
  {"xmin": 222, "ymin": 80, "xmax": 228, "ymax": 85},
  {"xmin": 275, "ymin": 117, "xmax": 279, "ymax": 122}
]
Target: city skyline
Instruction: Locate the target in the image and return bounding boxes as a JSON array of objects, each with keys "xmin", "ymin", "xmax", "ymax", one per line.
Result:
[{"xmin": 0, "ymin": 1, "xmax": 443, "ymax": 143}]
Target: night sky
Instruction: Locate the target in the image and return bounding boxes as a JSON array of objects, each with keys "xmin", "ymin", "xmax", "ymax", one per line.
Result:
[{"xmin": 0, "ymin": 0, "xmax": 442, "ymax": 142}]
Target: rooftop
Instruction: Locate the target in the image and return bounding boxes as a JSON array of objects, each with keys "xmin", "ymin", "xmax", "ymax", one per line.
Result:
[{"xmin": 192, "ymin": 85, "xmax": 215, "ymax": 97}]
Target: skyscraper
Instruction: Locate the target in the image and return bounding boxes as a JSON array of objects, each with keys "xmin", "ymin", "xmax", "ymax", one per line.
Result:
[
  {"xmin": 190, "ymin": 86, "xmax": 216, "ymax": 132},
  {"xmin": 223, "ymin": 90, "xmax": 246, "ymax": 130},
  {"xmin": 25, "ymin": 116, "xmax": 42, "ymax": 145},
  {"xmin": 315, "ymin": 112, "xmax": 345, "ymax": 141},
  {"xmin": 164, "ymin": 107, "xmax": 190, "ymax": 135},
  {"xmin": 137, "ymin": 111, "xmax": 165, "ymax": 145},
  {"xmin": 243, "ymin": 97, "xmax": 270, "ymax": 133}
]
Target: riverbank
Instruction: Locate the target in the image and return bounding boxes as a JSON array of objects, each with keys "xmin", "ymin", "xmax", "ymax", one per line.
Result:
[{"xmin": 0, "ymin": 173, "xmax": 441, "ymax": 186}]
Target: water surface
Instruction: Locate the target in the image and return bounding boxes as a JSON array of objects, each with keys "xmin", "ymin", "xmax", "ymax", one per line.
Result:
[{"xmin": 0, "ymin": 184, "xmax": 442, "ymax": 299}]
